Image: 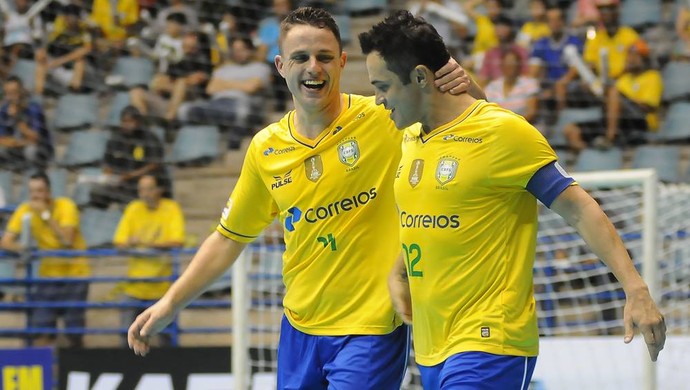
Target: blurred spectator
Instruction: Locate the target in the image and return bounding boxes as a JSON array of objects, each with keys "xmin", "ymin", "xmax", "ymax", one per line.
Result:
[
  {"xmin": 90, "ymin": 105, "xmax": 169, "ymax": 208},
  {"xmin": 0, "ymin": 76, "xmax": 52, "ymax": 171},
  {"xmin": 131, "ymin": 29, "xmax": 212, "ymax": 123},
  {"xmin": 530, "ymin": 5, "xmax": 583, "ymax": 123},
  {"xmin": 463, "ymin": 0, "xmax": 504, "ymax": 56},
  {"xmin": 257, "ymin": 0, "xmax": 292, "ymax": 111},
  {"xmin": 113, "ymin": 174, "xmax": 184, "ymax": 347},
  {"xmin": 564, "ymin": 40, "xmax": 662, "ymax": 151},
  {"xmin": 516, "ymin": 0, "xmax": 549, "ymax": 48},
  {"xmin": 210, "ymin": 6, "xmax": 252, "ymax": 66},
  {"xmin": 1, "ymin": 0, "xmax": 43, "ymax": 70},
  {"xmin": 149, "ymin": 12, "xmax": 186, "ymax": 72},
  {"xmin": 34, "ymin": 3, "xmax": 94, "ymax": 95},
  {"xmin": 675, "ymin": 0, "xmax": 690, "ymax": 58},
  {"xmin": 411, "ymin": 0, "xmax": 468, "ymax": 58},
  {"xmin": 184, "ymin": 37, "xmax": 270, "ymax": 145},
  {"xmin": 478, "ymin": 15, "xmax": 529, "ymax": 86},
  {"xmin": 582, "ymin": 0, "xmax": 638, "ymax": 81},
  {"xmin": 571, "ymin": 0, "xmax": 600, "ymax": 28},
  {"xmin": 485, "ymin": 49, "xmax": 539, "ymax": 123},
  {"xmin": 154, "ymin": 0, "xmax": 198, "ymax": 36},
  {"xmin": 0, "ymin": 171, "xmax": 90, "ymax": 348},
  {"xmin": 90, "ymin": 0, "xmax": 140, "ymax": 45}
]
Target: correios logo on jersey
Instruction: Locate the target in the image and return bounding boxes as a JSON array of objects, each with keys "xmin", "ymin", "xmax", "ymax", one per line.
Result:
[
  {"xmin": 284, "ymin": 188, "xmax": 378, "ymax": 232},
  {"xmin": 400, "ymin": 211, "xmax": 460, "ymax": 229},
  {"xmin": 264, "ymin": 146, "xmax": 296, "ymax": 156}
]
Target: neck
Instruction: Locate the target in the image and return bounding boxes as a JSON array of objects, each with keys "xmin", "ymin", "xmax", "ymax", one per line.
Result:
[
  {"xmin": 551, "ymin": 32, "xmax": 563, "ymax": 42},
  {"xmin": 293, "ymin": 95, "xmax": 344, "ymax": 140},
  {"xmin": 146, "ymin": 199, "xmax": 160, "ymax": 210},
  {"xmin": 421, "ymin": 91, "xmax": 477, "ymax": 135}
]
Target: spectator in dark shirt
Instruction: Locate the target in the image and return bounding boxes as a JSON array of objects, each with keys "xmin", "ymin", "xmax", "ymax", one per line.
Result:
[
  {"xmin": 89, "ymin": 105, "xmax": 170, "ymax": 208},
  {"xmin": 0, "ymin": 76, "xmax": 52, "ymax": 171}
]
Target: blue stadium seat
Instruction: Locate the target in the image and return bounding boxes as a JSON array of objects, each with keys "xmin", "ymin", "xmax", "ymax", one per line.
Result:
[
  {"xmin": 59, "ymin": 130, "xmax": 110, "ymax": 168},
  {"xmin": 9, "ymin": 59, "xmax": 36, "ymax": 92},
  {"xmin": 18, "ymin": 168, "xmax": 68, "ymax": 202},
  {"xmin": 573, "ymin": 148, "xmax": 624, "ymax": 172},
  {"xmin": 550, "ymin": 107, "xmax": 603, "ymax": 149},
  {"xmin": 105, "ymin": 91, "xmax": 131, "ymax": 128},
  {"xmin": 110, "ymin": 56, "xmax": 155, "ymax": 89},
  {"xmin": 662, "ymin": 61, "xmax": 690, "ymax": 103},
  {"xmin": 168, "ymin": 125, "xmax": 221, "ymax": 166},
  {"xmin": 0, "ymin": 171, "xmax": 14, "ymax": 206},
  {"xmin": 71, "ymin": 167, "xmax": 103, "ymax": 207},
  {"xmin": 333, "ymin": 14, "xmax": 352, "ymax": 45},
  {"xmin": 658, "ymin": 102, "xmax": 690, "ymax": 142},
  {"xmin": 345, "ymin": 0, "xmax": 386, "ymax": 13},
  {"xmin": 620, "ymin": 0, "xmax": 661, "ymax": 29},
  {"xmin": 632, "ymin": 145, "xmax": 682, "ymax": 183},
  {"xmin": 80, "ymin": 207, "xmax": 123, "ymax": 248},
  {"xmin": 53, "ymin": 93, "xmax": 99, "ymax": 131}
]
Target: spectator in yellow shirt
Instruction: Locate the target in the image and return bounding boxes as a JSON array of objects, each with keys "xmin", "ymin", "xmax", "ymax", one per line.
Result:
[
  {"xmin": 1, "ymin": 171, "xmax": 89, "ymax": 347},
  {"xmin": 564, "ymin": 40, "xmax": 662, "ymax": 151},
  {"xmin": 464, "ymin": 0, "xmax": 504, "ymax": 55},
  {"xmin": 517, "ymin": 0, "xmax": 550, "ymax": 48},
  {"xmin": 113, "ymin": 174, "xmax": 185, "ymax": 346},
  {"xmin": 90, "ymin": 0, "xmax": 139, "ymax": 43}
]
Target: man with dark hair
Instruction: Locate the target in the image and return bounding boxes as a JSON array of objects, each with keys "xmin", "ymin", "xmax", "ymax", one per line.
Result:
[
  {"xmin": 0, "ymin": 76, "xmax": 52, "ymax": 171},
  {"xmin": 360, "ymin": 10, "xmax": 665, "ymax": 389},
  {"xmin": 90, "ymin": 105, "xmax": 169, "ymax": 208},
  {"xmin": 128, "ymin": 6, "xmax": 483, "ymax": 389},
  {"xmin": 1, "ymin": 171, "xmax": 90, "ymax": 347},
  {"xmin": 477, "ymin": 14, "xmax": 529, "ymax": 86}
]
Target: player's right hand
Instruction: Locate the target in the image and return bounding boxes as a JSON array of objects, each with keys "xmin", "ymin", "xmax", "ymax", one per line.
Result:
[
  {"xmin": 388, "ymin": 271, "xmax": 413, "ymax": 325},
  {"xmin": 128, "ymin": 299, "xmax": 175, "ymax": 356}
]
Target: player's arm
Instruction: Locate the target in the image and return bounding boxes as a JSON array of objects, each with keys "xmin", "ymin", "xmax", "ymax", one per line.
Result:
[
  {"xmin": 128, "ymin": 231, "xmax": 246, "ymax": 356},
  {"xmin": 550, "ymin": 185, "xmax": 666, "ymax": 361},
  {"xmin": 0, "ymin": 231, "xmax": 22, "ymax": 252},
  {"xmin": 388, "ymin": 253, "xmax": 412, "ymax": 324}
]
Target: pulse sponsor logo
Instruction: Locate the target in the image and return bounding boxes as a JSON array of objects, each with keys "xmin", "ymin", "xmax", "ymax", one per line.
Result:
[
  {"xmin": 264, "ymin": 146, "xmax": 296, "ymax": 156},
  {"xmin": 442, "ymin": 134, "xmax": 483, "ymax": 143},
  {"xmin": 272, "ymin": 170, "xmax": 293, "ymax": 190},
  {"xmin": 400, "ymin": 211, "xmax": 460, "ymax": 229},
  {"xmin": 285, "ymin": 188, "xmax": 377, "ymax": 231}
]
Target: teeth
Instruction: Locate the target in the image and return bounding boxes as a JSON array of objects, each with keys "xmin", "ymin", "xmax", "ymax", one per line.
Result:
[{"xmin": 304, "ymin": 80, "xmax": 324, "ymax": 86}]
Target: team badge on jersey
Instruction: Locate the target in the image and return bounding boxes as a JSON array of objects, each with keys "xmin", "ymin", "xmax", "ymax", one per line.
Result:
[
  {"xmin": 305, "ymin": 155, "xmax": 323, "ymax": 182},
  {"xmin": 337, "ymin": 139, "xmax": 360, "ymax": 167},
  {"xmin": 409, "ymin": 159, "xmax": 424, "ymax": 187},
  {"xmin": 436, "ymin": 158, "xmax": 458, "ymax": 186}
]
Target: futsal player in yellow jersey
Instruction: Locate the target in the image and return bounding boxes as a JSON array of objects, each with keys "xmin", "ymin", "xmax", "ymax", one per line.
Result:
[
  {"xmin": 360, "ymin": 11, "xmax": 666, "ymax": 389},
  {"xmin": 128, "ymin": 7, "xmax": 484, "ymax": 389}
]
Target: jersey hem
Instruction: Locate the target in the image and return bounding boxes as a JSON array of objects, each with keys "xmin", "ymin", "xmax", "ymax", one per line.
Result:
[
  {"xmin": 216, "ymin": 224, "xmax": 256, "ymax": 243},
  {"xmin": 284, "ymin": 311, "xmax": 402, "ymax": 336},
  {"xmin": 415, "ymin": 343, "xmax": 539, "ymax": 367}
]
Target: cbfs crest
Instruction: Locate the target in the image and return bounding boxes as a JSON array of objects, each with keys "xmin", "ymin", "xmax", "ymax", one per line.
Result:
[
  {"xmin": 436, "ymin": 158, "xmax": 459, "ymax": 186},
  {"xmin": 338, "ymin": 140, "xmax": 360, "ymax": 166}
]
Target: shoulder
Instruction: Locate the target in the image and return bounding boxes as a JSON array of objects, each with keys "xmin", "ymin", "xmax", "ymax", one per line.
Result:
[
  {"xmin": 54, "ymin": 197, "xmax": 78, "ymax": 210},
  {"xmin": 160, "ymin": 198, "xmax": 183, "ymax": 212},
  {"xmin": 11, "ymin": 203, "xmax": 31, "ymax": 217},
  {"xmin": 620, "ymin": 26, "xmax": 639, "ymax": 39},
  {"xmin": 250, "ymin": 115, "xmax": 291, "ymax": 153}
]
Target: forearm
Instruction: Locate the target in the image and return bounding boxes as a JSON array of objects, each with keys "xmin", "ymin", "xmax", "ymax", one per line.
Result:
[
  {"xmin": 1, "ymin": 234, "xmax": 23, "ymax": 252},
  {"xmin": 17, "ymin": 122, "xmax": 39, "ymax": 142},
  {"xmin": 389, "ymin": 253, "xmax": 407, "ymax": 283},
  {"xmin": 123, "ymin": 163, "xmax": 160, "ymax": 180},
  {"xmin": 162, "ymin": 231, "xmax": 246, "ymax": 311},
  {"xmin": 51, "ymin": 46, "xmax": 91, "ymax": 68},
  {"xmin": 47, "ymin": 221, "xmax": 75, "ymax": 248}
]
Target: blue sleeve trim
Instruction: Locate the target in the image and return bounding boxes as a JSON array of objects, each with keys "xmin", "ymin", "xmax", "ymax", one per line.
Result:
[{"xmin": 526, "ymin": 161, "xmax": 575, "ymax": 208}]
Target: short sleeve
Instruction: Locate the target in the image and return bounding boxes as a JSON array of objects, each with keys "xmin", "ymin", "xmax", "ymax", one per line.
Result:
[
  {"xmin": 5, "ymin": 205, "xmax": 28, "ymax": 235},
  {"xmin": 112, "ymin": 205, "xmax": 133, "ymax": 245},
  {"xmin": 216, "ymin": 139, "xmax": 279, "ymax": 243},
  {"xmin": 165, "ymin": 201, "xmax": 186, "ymax": 243},
  {"xmin": 57, "ymin": 199, "xmax": 79, "ymax": 228}
]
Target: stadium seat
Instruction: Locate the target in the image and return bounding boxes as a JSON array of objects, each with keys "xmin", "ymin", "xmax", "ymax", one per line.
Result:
[
  {"xmin": 168, "ymin": 125, "xmax": 221, "ymax": 166},
  {"xmin": 9, "ymin": 59, "xmax": 36, "ymax": 92},
  {"xmin": 105, "ymin": 91, "xmax": 131, "ymax": 128},
  {"xmin": 620, "ymin": 0, "xmax": 661, "ymax": 29},
  {"xmin": 18, "ymin": 168, "xmax": 68, "ymax": 202},
  {"xmin": 333, "ymin": 14, "xmax": 352, "ymax": 45},
  {"xmin": 550, "ymin": 107, "xmax": 603, "ymax": 149},
  {"xmin": 110, "ymin": 56, "xmax": 155, "ymax": 89},
  {"xmin": 71, "ymin": 167, "xmax": 103, "ymax": 207},
  {"xmin": 80, "ymin": 207, "xmax": 122, "ymax": 247},
  {"xmin": 53, "ymin": 93, "xmax": 99, "ymax": 131},
  {"xmin": 573, "ymin": 148, "xmax": 624, "ymax": 172},
  {"xmin": 345, "ymin": 0, "xmax": 386, "ymax": 14},
  {"xmin": 658, "ymin": 102, "xmax": 690, "ymax": 142},
  {"xmin": 631, "ymin": 145, "xmax": 682, "ymax": 182},
  {"xmin": 0, "ymin": 171, "xmax": 14, "ymax": 206},
  {"xmin": 662, "ymin": 61, "xmax": 690, "ymax": 103},
  {"xmin": 59, "ymin": 130, "xmax": 110, "ymax": 168}
]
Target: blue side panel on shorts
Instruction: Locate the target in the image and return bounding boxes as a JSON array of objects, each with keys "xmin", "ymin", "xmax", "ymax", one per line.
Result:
[
  {"xmin": 418, "ymin": 351, "xmax": 537, "ymax": 390},
  {"xmin": 277, "ymin": 316, "xmax": 409, "ymax": 390}
]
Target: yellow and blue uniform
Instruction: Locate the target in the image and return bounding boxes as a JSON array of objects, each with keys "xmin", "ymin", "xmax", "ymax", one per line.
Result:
[
  {"xmin": 113, "ymin": 199, "xmax": 185, "ymax": 300},
  {"xmin": 217, "ymin": 94, "xmax": 408, "ymax": 388},
  {"xmin": 584, "ymin": 27, "xmax": 639, "ymax": 79},
  {"xmin": 395, "ymin": 101, "xmax": 574, "ymax": 389}
]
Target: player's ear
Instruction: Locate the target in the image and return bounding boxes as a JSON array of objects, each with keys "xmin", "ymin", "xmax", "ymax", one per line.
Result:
[
  {"xmin": 340, "ymin": 50, "xmax": 348, "ymax": 68},
  {"xmin": 412, "ymin": 65, "xmax": 430, "ymax": 88},
  {"xmin": 274, "ymin": 54, "xmax": 286, "ymax": 78}
]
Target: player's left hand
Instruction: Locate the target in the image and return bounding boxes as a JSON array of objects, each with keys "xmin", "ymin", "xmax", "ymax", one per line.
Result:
[
  {"xmin": 434, "ymin": 57, "xmax": 470, "ymax": 95},
  {"xmin": 623, "ymin": 287, "xmax": 666, "ymax": 362}
]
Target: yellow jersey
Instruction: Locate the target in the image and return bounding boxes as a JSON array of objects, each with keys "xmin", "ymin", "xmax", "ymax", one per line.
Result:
[
  {"xmin": 395, "ymin": 101, "xmax": 558, "ymax": 366},
  {"xmin": 518, "ymin": 22, "xmax": 550, "ymax": 46},
  {"xmin": 584, "ymin": 26, "xmax": 639, "ymax": 79},
  {"xmin": 472, "ymin": 15, "xmax": 498, "ymax": 54},
  {"xmin": 5, "ymin": 198, "xmax": 89, "ymax": 277},
  {"xmin": 113, "ymin": 199, "xmax": 185, "ymax": 300},
  {"xmin": 90, "ymin": 0, "xmax": 139, "ymax": 41},
  {"xmin": 615, "ymin": 69, "xmax": 663, "ymax": 130},
  {"xmin": 217, "ymin": 94, "xmax": 403, "ymax": 335}
]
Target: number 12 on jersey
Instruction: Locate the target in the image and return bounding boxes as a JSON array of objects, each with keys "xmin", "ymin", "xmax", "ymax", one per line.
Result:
[{"xmin": 402, "ymin": 243, "xmax": 423, "ymax": 277}]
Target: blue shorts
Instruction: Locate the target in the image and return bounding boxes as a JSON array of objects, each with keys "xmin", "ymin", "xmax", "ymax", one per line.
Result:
[
  {"xmin": 418, "ymin": 351, "xmax": 537, "ymax": 390},
  {"xmin": 277, "ymin": 316, "xmax": 409, "ymax": 390}
]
